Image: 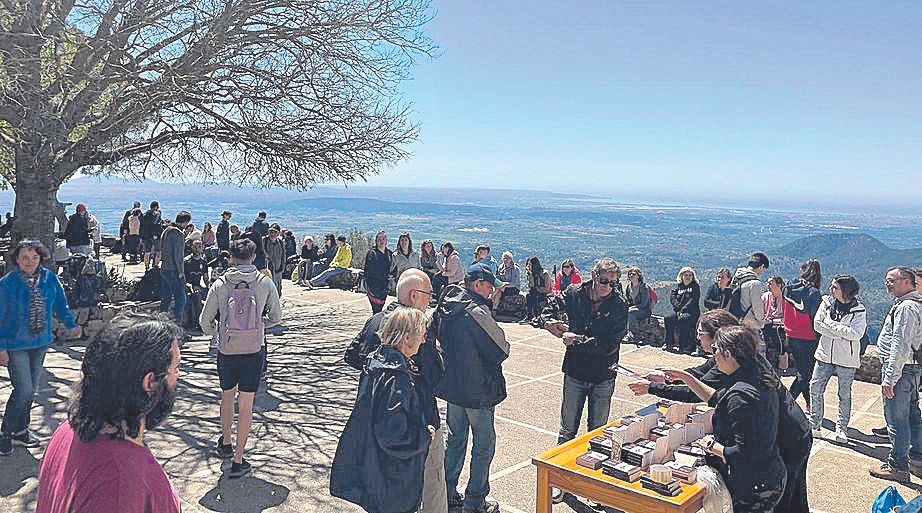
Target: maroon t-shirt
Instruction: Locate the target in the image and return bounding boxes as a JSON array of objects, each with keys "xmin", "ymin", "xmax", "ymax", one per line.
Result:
[{"xmin": 36, "ymin": 422, "xmax": 181, "ymax": 513}]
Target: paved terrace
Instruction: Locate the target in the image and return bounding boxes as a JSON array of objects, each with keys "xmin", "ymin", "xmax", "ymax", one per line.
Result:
[{"xmin": 0, "ymin": 264, "xmax": 914, "ymax": 513}]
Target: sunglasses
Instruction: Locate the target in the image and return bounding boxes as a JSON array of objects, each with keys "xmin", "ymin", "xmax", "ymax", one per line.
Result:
[
  {"xmin": 596, "ymin": 277, "xmax": 614, "ymax": 285},
  {"xmin": 17, "ymin": 239, "xmax": 41, "ymax": 248},
  {"xmin": 562, "ymin": 265, "xmax": 572, "ymax": 269}
]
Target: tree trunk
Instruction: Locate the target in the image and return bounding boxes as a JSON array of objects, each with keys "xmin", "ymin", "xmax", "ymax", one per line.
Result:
[{"xmin": 12, "ymin": 148, "xmax": 60, "ymax": 257}]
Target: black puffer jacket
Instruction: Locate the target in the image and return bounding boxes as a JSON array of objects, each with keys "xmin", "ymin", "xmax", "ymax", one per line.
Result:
[
  {"xmin": 703, "ymin": 283, "xmax": 731, "ymax": 311},
  {"xmin": 539, "ymin": 280, "xmax": 629, "ymax": 383},
  {"xmin": 670, "ymin": 281, "xmax": 701, "ymax": 319},
  {"xmin": 364, "ymin": 248, "xmax": 392, "ymax": 301},
  {"xmin": 64, "ymin": 213, "xmax": 91, "ymax": 247},
  {"xmin": 433, "ymin": 284, "xmax": 509, "ymax": 408},
  {"xmin": 330, "ymin": 345, "xmax": 431, "ymax": 513}
]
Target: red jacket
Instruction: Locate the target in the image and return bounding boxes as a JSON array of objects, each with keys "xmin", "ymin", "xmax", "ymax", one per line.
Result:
[{"xmin": 554, "ymin": 268, "xmax": 582, "ymax": 294}]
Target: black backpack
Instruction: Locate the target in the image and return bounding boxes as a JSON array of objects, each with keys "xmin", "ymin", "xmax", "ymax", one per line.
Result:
[
  {"xmin": 726, "ymin": 275, "xmax": 757, "ymax": 319},
  {"xmin": 344, "ymin": 312, "xmax": 387, "ymax": 370},
  {"xmin": 130, "ymin": 268, "xmax": 162, "ymax": 301}
]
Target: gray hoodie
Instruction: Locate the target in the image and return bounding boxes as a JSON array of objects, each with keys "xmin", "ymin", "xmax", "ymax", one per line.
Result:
[
  {"xmin": 877, "ymin": 290, "xmax": 922, "ymax": 386},
  {"xmin": 733, "ymin": 267, "xmax": 766, "ymax": 328},
  {"xmin": 199, "ymin": 264, "xmax": 282, "ymax": 349}
]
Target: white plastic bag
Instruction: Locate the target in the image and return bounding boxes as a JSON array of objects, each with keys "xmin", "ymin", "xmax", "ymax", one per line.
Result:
[{"xmin": 697, "ymin": 465, "xmax": 733, "ymax": 513}]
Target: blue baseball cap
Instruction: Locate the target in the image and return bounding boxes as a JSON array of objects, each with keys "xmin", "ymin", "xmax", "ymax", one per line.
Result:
[{"xmin": 466, "ymin": 263, "xmax": 503, "ymax": 287}]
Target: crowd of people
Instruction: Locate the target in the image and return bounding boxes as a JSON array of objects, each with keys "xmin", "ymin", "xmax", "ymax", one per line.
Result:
[{"xmin": 3, "ymin": 204, "xmax": 922, "ymax": 513}]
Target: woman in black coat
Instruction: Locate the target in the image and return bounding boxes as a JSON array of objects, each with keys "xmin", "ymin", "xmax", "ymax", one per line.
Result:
[
  {"xmin": 663, "ymin": 266, "xmax": 701, "ymax": 354},
  {"xmin": 331, "ymin": 308, "xmax": 434, "ymax": 513},
  {"xmin": 363, "ymin": 231, "xmax": 392, "ymax": 314},
  {"xmin": 704, "ymin": 267, "xmax": 732, "ymax": 310},
  {"xmin": 663, "ymin": 326, "xmax": 787, "ymax": 513}
]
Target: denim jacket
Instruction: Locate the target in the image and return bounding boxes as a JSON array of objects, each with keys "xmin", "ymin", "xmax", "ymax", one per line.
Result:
[{"xmin": 0, "ymin": 268, "xmax": 78, "ymax": 352}]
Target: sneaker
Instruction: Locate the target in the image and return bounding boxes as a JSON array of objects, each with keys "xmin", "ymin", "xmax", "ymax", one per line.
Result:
[
  {"xmin": 869, "ymin": 463, "xmax": 911, "ymax": 484},
  {"xmin": 448, "ymin": 491, "xmax": 464, "ymax": 508},
  {"xmin": 872, "ymin": 426, "xmax": 890, "ymax": 437},
  {"xmin": 590, "ymin": 502, "xmax": 607, "ymax": 511},
  {"xmin": 12, "ymin": 430, "xmax": 41, "ymax": 448},
  {"xmin": 228, "ymin": 459, "xmax": 252, "ymax": 479},
  {"xmin": 463, "ymin": 499, "xmax": 500, "ymax": 513},
  {"xmin": 214, "ymin": 434, "xmax": 233, "ymax": 458},
  {"xmin": 834, "ymin": 428, "xmax": 849, "ymax": 444},
  {"xmin": 0, "ymin": 435, "xmax": 11, "ymax": 456},
  {"xmin": 551, "ymin": 488, "xmax": 565, "ymax": 504},
  {"xmin": 811, "ymin": 427, "xmax": 823, "ymax": 439}
]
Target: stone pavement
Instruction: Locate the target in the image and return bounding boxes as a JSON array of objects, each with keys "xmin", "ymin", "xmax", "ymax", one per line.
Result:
[{"xmin": 0, "ymin": 282, "xmax": 916, "ymax": 513}]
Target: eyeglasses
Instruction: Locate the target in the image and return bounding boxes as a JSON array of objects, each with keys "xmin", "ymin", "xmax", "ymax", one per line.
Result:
[
  {"xmin": 413, "ymin": 289, "xmax": 434, "ymax": 297},
  {"xmin": 562, "ymin": 265, "xmax": 572, "ymax": 269},
  {"xmin": 17, "ymin": 239, "xmax": 41, "ymax": 248}
]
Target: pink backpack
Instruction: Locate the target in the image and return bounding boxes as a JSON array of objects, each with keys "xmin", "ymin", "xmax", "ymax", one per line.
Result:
[{"xmin": 218, "ymin": 277, "xmax": 265, "ymax": 355}]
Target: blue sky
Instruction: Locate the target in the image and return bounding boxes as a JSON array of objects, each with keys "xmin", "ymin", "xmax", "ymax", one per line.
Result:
[{"xmin": 362, "ymin": 1, "xmax": 921, "ymax": 210}]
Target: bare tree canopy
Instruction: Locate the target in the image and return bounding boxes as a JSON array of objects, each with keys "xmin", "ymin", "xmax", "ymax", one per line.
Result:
[{"xmin": 0, "ymin": 0, "xmax": 435, "ymax": 243}]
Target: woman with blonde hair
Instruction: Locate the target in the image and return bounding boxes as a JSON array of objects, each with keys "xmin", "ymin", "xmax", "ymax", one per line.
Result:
[
  {"xmin": 331, "ymin": 308, "xmax": 434, "ymax": 513},
  {"xmin": 663, "ymin": 266, "xmax": 701, "ymax": 354}
]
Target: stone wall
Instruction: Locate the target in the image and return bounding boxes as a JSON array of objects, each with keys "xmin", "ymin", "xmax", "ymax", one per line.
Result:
[{"xmin": 53, "ymin": 300, "xmax": 159, "ymax": 343}]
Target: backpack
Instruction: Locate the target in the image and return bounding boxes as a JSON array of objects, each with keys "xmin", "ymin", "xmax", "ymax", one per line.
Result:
[
  {"xmin": 781, "ymin": 286, "xmax": 818, "ymax": 341},
  {"xmin": 872, "ymin": 486, "xmax": 905, "ymax": 513},
  {"xmin": 344, "ymin": 312, "xmax": 386, "ymax": 370},
  {"xmin": 130, "ymin": 268, "xmax": 162, "ymax": 301},
  {"xmin": 647, "ymin": 284, "xmax": 659, "ymax": 304},
  {"xmin": 726, "ymin": 275, "xmax": 757, "ymax": 319},
  {"xmin": 218, "ymin": 276, "xmax": 266, "ymax": 355}
]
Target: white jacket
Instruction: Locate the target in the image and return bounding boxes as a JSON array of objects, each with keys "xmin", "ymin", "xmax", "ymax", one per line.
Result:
[{"xmin": 813, "ymin": 295, "xmax": 867, "ymax": 369}]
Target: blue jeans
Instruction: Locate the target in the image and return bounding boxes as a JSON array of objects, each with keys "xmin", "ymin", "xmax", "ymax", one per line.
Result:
[
  {"xmin": 558, "ymin": 375, "xmax": 616, "ymax": 445},
  {"xmin": 883, "ymin": 364, "xmax": 922, "ymax": 471},
  {"xmin": 1, "ymin": 346, "xmax": 48, "ymax": 436},
  {"xmin": 159, "ymin": 269, "xmax": 187, "ymax": 322},
  {"xmin": 309, "ymin": 261, "xmax": 329, "ymax": 279},
  {"xmin": 444, "ymin": 404, "xmax": 495, "ymax": 508},
  {"xmin": 309, "ymin": 267, "xmax": 346, "ymax": 287},
  {"xmin": 809, "ymin": 361, "xmax": 856, "ymax": 432}
]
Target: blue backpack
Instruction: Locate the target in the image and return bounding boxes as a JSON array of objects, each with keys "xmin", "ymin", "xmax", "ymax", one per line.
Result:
[{"xmin": 873, "ymin": 486, "xmax": 906, "ymax": 513}]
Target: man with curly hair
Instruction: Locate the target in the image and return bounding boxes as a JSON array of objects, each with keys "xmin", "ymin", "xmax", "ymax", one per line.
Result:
[{"xmin": 35, "ymin": 312, "xmax": 182, "ymax": 513}]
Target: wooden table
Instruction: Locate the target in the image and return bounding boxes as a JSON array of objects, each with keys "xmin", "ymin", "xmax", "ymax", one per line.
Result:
[{"xmin": 532, "ymin": 406, "xmax": 705, "ymax": 513}]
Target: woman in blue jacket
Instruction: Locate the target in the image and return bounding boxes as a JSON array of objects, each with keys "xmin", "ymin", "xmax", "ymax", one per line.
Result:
[{"xmin": 0, "ymin": 240, "xmax": 81, "ymax": 456}]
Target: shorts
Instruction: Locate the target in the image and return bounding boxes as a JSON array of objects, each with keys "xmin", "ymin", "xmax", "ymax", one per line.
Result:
[
  {"xmin": 143, "ymin": 238, "xmax": 160, "ymax": 254},
  {"xmin": 217, "ymin": 351, "xmax": 262, "ymax": 393}
]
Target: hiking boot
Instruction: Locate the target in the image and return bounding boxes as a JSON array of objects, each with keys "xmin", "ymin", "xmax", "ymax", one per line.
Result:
[
  {"xmin": 870, "ymin": 463, "xmax": 910, "ymax": 484},
  {"xmin": 214, "ymin": 434, "xmax": 233, "ymax": 459},
  {"xmin": 228, "ymin": 459, "xmax": 252, "ymax": 479},
  {"xmin": 0, "ymin": 435, "xmax": 11, "ymax": 456},
  {"xmin": 872, "ymin": 426, "xmax": 890, "ymax": 437},
  {"xmin": 463, "ymin": 499, "xmax": 500, "ymax": 513},
  {"xmin": 447, "ymin": 491, "xmax": 464, "ymax": 508},
  {"xmin": 12, "ymin": 430, "xmax": 41, "ymax": 448}
]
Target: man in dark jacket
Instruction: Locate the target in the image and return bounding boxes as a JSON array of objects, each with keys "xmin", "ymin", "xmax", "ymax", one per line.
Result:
[
  {"xmin": 345, "ymin": 269, "xmax": 447, "ymax": 513},
  {"xmin": 263, "ymin": 224, "xmax": 286, "ymax": 294},
  {"xmin": 159, "ymin": 211, "xmax": 190, "ymax": 323},
  {"xmin": 119, "ymin": 201, "xmax": 141, "ymax": 260},
  {"xmin": 216, "ymin": 211, "xmax": 232, "ymax": 251},
  {"xmin": 141, "ymin": 201, "xmax": 164, "ymax": 271},
  {"xmin": 435, "ymin": 264, "xmax": 509, "ymax": 513},
  {"xmin": 539, "ymin": 257, "xmax": 628, "ymax": 503}
]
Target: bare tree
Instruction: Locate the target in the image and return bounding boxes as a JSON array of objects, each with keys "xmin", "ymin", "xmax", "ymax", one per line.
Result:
[{"xmin": 0, "ymin": 0, "xmax": 435, "ymax": 246}]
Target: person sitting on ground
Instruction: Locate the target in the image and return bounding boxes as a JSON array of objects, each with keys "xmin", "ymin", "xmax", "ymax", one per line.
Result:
[
  {"xmin": 471, "ymin": 244, "xmax": 497, "ymax": 273},
  {"xmin": 331, "ymin": 307, "xmax": 435, "ymax": 513},
  {"xmin": 625, "ymin": 267, "xmax": 653, "ymax": 345},
  {"xmin": 493, "ymin": 251, "xmax": 522, "ymax": 309},
  {"xmin": 419, "ymin": 239, "xmax": 443, "ymax": 294},
  {"xmin": 438, "ymin": 242, "xmax": 463, "ymax": 290},
  {"xmin": 229, "ymin": 224, "xmax": 241, "ymax": 241},
  {"xmin": 661, "ymin": 326, "xmax": 789, "ymax": 513},
  {"xmin": 207, "ymin": 250, "xmax": 231, "ymax": 282},
  {"xmin": 704, "ymin": 267, "xmax": 733, "ymax": 311},
  {"xmin": 810, "ymin": 274, "xmax": 866, "ymax": 444},
  {"xmin": 363, "ymin": 231, "xmax": 392, "ymax": 314},
  {"xmin": 306, "ymin": 235, "xmax": 352, "ymax": 289},
  {"xmin": 295, "ymin": 236, "xmax": 321, "ymax": 285},
  {"xmin": 539, "ymin": 257, "xmax": 628, "ymax": 505},
  {"xmin": 524, "ymin": 256, "xmax": 551, "ymax": 322},
  {"xmin": 553, "ymin": 258, "xmax": 581, "ymax": 295},
  {"xmin": 201, "ymin": 222, "xmax": 217, "ymax": 248},
  {"xmin": 663, "ymin": 267, "xmax": 701, "ymax": 355},
  {"xmin": 184, "ymin": 240, "xmax": 210, "ymax": 334},
  {"xmin": 783, "ymin": 258, "xmax": 823, "ymax": 408},
  {"xmin": 310, "ymin": 234, "xmax": 338, "ymax": 278},
  {"xmin": 391, "ymin": 232, "xmax": 421, "ymax": 285},
  {"xmin": 200, "ymin": 238, "xmax": 282, "ymax": 479},
  {"xmin": 0, "ymin": 240, "xmax": 82, "ymax": 456},
  {"xmin": 35, "ymin": 312, "xmax": 182, "ymax": 513},
  {"xmin": 342, "ymin": 269, "xmax": 447, "ymax": 513},
  {"xmin": 762, "ymin": 276, "xmax": 786, "ymax": 370},
  {"xmin": 630, "ymin": 309, "xmax": 812, "ymax": 513}
]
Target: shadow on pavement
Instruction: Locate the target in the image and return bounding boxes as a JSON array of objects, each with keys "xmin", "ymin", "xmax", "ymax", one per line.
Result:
[
  {"xmin": 198, "ymin": 475, "xmax": 290, "ymax": 512},
  {"xmin": 0, "ymin": 444, "xmax": 40, "ymax": 510}
]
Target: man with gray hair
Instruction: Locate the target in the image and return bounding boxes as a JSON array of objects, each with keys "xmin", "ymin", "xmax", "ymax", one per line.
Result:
[
  {"xmin": 539, "ymin": 257, "xmax": 628, "ymax": 504},
  {"xmin": 343, "ymin": 269, "xmax": 447, "ymax": 513},
  {"xmin": 870, "ymin": 267, "xmax": 922, "ymax": 483}
]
